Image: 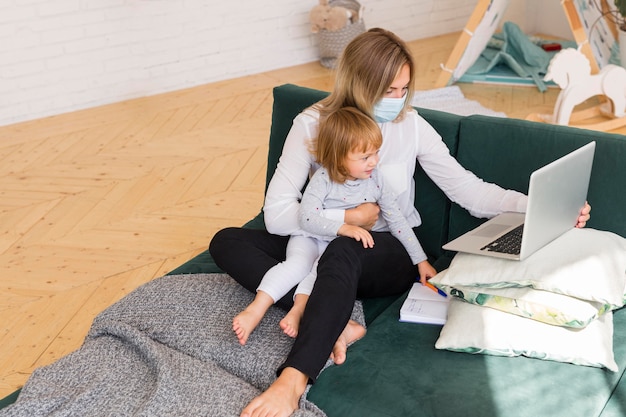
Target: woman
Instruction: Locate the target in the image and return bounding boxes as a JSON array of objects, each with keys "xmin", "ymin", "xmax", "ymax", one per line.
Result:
[{"xmin": 209, "ymin": 28, "xmax": 591, "ymax": 417}]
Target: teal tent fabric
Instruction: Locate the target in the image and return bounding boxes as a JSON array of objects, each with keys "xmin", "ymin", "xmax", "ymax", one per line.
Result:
[
  {"xmin": 465, "ymin": 22, "xmax": 575, "ymax": 92},
  {"xmin": 610, "ymin": 41, "xmax": 621, "ymax": 66}
]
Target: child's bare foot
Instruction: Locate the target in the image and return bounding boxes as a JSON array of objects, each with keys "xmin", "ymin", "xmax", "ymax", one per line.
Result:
[
  {"xmin": 279, "ymin": 293, "xmax": 308, "ymax": 338},
  {"xmin": 279, "ymin": 310, "xmax": 302, "ymax": 338},
  {"xmin": 330, "ymin": 319, "xmax": 366, "ymax": 365},
  {"xmin": 233, "ymin": 291, "xmax": 274, "ymax": 345},
  {"xmin": 233, "ymin": 309, "xmax": 263, "ymax": 345}
]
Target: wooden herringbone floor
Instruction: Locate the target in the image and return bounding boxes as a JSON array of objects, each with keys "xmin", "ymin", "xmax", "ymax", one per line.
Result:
[{"xmin": 0, "ymin": 32, "xmax": 623, "ymax": 399}]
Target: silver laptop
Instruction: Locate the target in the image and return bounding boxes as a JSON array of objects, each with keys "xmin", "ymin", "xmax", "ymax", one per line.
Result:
[{"xmin": 442, "ymin": 141, "xmax": 595, "ymax": 260}]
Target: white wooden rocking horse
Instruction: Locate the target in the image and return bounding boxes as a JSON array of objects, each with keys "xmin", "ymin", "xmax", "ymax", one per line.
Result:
[{"xmin": 527, "ymin": 48, "xmax": 626, "ymax": 132}]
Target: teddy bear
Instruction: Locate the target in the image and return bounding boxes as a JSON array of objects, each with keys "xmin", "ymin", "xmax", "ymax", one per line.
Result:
[
  {"xmin": 309, "ymin": 0, "xmax": 365, "ymax": 69},
  {"xmin": 309, "ymin": 0, "xmax": 360, "ymax": 33}
]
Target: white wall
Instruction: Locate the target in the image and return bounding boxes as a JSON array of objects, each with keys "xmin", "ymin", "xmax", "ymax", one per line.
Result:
[
  {"xmin": 0, "ymin": 0, "xmax": 567, "ymax": 127},
  {"xmin": 503, "ymin": 0, "xmax": 572, "ymax": 40}
]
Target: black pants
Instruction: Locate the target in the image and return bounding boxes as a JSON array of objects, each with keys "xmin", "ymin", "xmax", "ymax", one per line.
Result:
[{"xmin": 209, "ymin": 227, "xmax": 418, "ymax": 382}]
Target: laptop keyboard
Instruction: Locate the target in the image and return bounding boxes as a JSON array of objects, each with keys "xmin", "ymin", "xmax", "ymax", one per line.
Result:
[{"xmin": 480, "ymin": 224, "xmax": 524, "ymax": 255}]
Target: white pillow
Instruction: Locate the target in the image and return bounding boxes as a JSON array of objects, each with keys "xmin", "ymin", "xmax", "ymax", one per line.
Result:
[
  {"xmin": 435, "ymin": 298, "xmax": 618, "ymax": 372},
  {"xmin": 437, "ymin": 228, "xmax": 626, "ymax": 307},
  {"xmin": 431, "ymin": 269, "xmax": 608, "ymax": 328}
]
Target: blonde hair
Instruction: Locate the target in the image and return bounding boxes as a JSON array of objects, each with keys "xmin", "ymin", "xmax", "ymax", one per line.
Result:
[
  {"xmin": 315, "ymin": 28, "xmax": 415, "ymax": 121},
  {"xmin": 313, "ymin": 107, "xmax": 382, "ymax": 183}
]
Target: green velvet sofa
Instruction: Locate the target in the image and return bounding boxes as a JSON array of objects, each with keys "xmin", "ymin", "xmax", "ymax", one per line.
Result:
[
  {"xmin": 169, "ymin": 84, "xmax": 626, "ymax": 417},
  {"xmin": 2, "ymin": 83, "xmax": 625, "ymax": 416}
]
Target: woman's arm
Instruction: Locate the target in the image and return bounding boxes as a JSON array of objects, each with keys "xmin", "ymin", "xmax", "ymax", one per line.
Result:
[
  {"xmin": 415, "ymin": 117, "xmax": 528, "ymax": 218},
  {"xmin": 344, "ymin": 202, "xmax": 380, "ymax": 230},
  {"xmin": 414, "ymin": 116, "xmax": 591, "ymax": 225},
  {"xmin": 263, "ymin": 114, "xmax": 316, "ymax": 235}
]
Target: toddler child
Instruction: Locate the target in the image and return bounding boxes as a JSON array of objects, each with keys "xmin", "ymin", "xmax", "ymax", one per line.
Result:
[{"xmin": 232, "ymin": 106, "xmax": 436, "ymax": 345}]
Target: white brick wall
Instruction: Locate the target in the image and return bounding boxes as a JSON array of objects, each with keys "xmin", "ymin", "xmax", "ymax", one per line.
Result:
[{"xmin": 0, "ymin": 0, "xmax": 492, "ymax": 126}]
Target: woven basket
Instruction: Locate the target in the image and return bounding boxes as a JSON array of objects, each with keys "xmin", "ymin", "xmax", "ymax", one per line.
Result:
[{"xmin": 317, "ymin": 19, "xmax": 366, "ymax": 69}]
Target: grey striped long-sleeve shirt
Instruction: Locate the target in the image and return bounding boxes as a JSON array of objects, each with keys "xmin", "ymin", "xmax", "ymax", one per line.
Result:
[{"xmin": 298, "ymin": 167, "xmax": 427, "ymax": 265}]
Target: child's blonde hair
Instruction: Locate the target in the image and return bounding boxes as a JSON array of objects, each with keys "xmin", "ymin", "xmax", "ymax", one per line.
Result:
[{"xmin": 313, "ymin": 107, "xmax": 382, "ymax": 183}]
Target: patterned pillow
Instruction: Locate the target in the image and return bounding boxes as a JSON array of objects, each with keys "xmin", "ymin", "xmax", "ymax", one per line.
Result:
[{"xmin": 431, "ymin": 269, "xmax": 610, "ymax": 328}]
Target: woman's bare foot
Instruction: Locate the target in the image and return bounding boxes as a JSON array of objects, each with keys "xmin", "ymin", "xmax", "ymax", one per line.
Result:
[
  {"xmin": 240, "ymin": 367, "xmax": 308, "ymax": 417},
  {"xmin": 279, "ymin": 293, "xmax": 308, "ymax": 338},
  {"xmin": 330, "ymin": 319, "xmax": 366, "ymax": 365},
  {"xmin": 233, "ymin": 291, "xmax": 274, "ymax": 345}
]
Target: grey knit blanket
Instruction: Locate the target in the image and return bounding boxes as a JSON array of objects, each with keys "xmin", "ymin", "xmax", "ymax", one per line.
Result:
[{"xmin": 1, "ymin": 274, "xmax": 365, "ymax": 417}]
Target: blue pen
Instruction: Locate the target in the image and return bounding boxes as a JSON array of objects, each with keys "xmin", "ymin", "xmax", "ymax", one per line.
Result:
[{"xmin": 423, "ymin": 280, "xmax": 447, "ymax": 298}]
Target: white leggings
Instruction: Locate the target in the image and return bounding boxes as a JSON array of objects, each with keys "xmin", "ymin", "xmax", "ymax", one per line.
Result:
[{"xmin": 256, "ymin": 235, "xmax": 329, "ymax": 302}]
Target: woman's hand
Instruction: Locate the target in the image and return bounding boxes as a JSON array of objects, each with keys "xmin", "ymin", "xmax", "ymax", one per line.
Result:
[
  {"xmin": 338, "ymin": 224, "xmax": 375, "ymax": 248},
  {"xmin": 417, "ymin": 260, "xmax": 437, "ymax": 285},
  {"xmin": 576, "ymin": 201, "xmax": 591, "ymax": 228},
  {"xmin": 344, "ymin": 202, "xmax": 380, "ymax": 230}
]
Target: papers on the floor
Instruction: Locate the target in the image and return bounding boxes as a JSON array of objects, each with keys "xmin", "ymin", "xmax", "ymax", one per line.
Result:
[
  {"xmin": 399, "ymin": 282, "xmax": 450, "ymax": 325},
  {"xmin": 411, "ymin": 86, "xmax": 506, "ymax": 118}
]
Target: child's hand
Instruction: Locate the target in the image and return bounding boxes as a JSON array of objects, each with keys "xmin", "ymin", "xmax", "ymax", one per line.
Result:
[
  {"xmin": 338, "ymin": 224, "xmax": 375, "ymax": 248},
  {"xmin": 417, "ymin": 260, "xmax": 437, "ymax": 285}
]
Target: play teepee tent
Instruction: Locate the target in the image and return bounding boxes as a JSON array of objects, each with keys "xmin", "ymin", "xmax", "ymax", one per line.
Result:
[{"xmin": 435, "ymin": 0, "xmax": 614, "ymax": 88}]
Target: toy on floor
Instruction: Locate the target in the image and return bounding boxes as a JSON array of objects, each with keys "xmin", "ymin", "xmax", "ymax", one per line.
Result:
[
  {"xmin": 527, "ymin": 48, "xmax": 626, "ymax": 132},
  {"xmin": 309, "ymin": 0, "xmax": 365, "ymax": 69},
  {"xmin": 309, "ymin": 0, "xmax": 357, "ymax": 32}
]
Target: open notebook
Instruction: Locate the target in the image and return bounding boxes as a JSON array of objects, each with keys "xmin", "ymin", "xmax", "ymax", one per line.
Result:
[{"xmin": 399, "ymin": 282, "xmax": 450, "ymax": 325}]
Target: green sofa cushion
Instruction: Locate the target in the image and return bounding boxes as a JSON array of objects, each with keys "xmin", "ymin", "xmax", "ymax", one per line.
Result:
[
  {"xmin": 167, "ymin": 250, "xmax": 221, "ymax": 276},
  {"xmin": 448, "ymin": 115, "xmax": 626, "ymax": 241},
  {"xmin": 0, "ymin": 390, "xmax": 20, "ymax": 411},
  {"xmin": 265, "ymin": 84, "xmax": 329, "ymax": 192}
]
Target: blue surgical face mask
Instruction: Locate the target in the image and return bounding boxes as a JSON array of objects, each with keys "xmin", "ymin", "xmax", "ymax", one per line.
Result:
[{"xmin": 373, "ymin": 93, "xmax": 407, "ymax": 123}]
